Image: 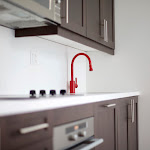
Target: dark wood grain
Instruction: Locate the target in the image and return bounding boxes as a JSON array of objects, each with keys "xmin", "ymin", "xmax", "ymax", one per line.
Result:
[
  {"xmin": 57, "ymin": 27, "xmax": 114, "ymax": 55},
  {"xmin": 1, "ymin": 110, "xmax": 53, "ymax": 150},
  {"xmin": 15, "ymin": 25, "xmax": 58, "ymax": 37},
  {"xmin": 15, "ymin": 0, "xmax": 115, "ymax": 55},
  {"xmin": 53, "ymin": 103, "xmax": 94, "ymax": 126},
  {"xmin": 0, "ymin": 97, "xmax": 138, "ymax": 150},
  {"xmin": 94, "ymin": 100, "xmax": 117, "ymax": 150},
  {"xmin": 61, "ymin": 0, "xmax": 87, "ymax": 36},
  {"xmin": 117, "ymin": 98, "xmax": 129, "ymax": 150},
  {"xmin": 87, "ymin": 0, "xmax": 115, "ymax": 49},
  {"xmin": 128, "ymin": 97, "xmax": 138, "ymax": 150},
  {"xmin": 17, "ymin": 139, "xmax": 52, "ymax": 150}
]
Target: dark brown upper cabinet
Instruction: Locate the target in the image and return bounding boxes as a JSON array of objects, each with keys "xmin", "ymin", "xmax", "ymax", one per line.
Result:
[
  {"xmin": 94, "ymin": 97, "xmax": 138, "ymax": 150},
  {"xmin": 15, "ymin": 0, "xmax": 115, "ymax": 55},
  {"xmin": 87, "ymin": 0, "xmax": 115, "ymax": 49},
  {"xmin": 61, "ymin": 0, "xmax": 87, "ymax": 36}
]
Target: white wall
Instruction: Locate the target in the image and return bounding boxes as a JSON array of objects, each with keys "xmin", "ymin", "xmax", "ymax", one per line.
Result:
[
  {"xmin": 0, "ymin": 25, "xmax": 86, "ymax": 95},
  {"xmin": 87, "ymin": 0, "xmax": 150, "ymax": 149}
]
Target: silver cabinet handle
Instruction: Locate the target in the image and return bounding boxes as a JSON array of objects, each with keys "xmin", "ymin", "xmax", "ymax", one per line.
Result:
[
  {"xmin": 66, "ymin": 0, "xmax": 69, "ymax": 23},
  {"xmin": 20, "ymin": 123, "xmax": 49, "ymax": 134},
  {"xmin": 49, "ymin": 0, "xmax": 52, "ymax": 10},
  {"xmin": 104, "ymin": 104, "xmax": 116, "ymax": 108},
  {"xmin": 131, "ymin": 99, "xmax": 135, "ymax": 123},
  {"xmin": 104, "ymin": 19, "xmax": 108, "ymax": 42}
]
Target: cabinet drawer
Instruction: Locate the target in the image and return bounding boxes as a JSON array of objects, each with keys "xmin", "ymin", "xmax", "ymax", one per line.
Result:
[
  {"xmin": 2, "ymin": 111, "xmax": 53, "ymax": 150},
  {"xmin": 17, "ymin": 139, "xmax": 52, "ymax": 150},
  {"xmin": 53, "ymin": 104, "xmax": 94, "ymax": 126}
]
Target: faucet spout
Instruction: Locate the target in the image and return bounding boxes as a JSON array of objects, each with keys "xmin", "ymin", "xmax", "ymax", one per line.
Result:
[{"xmin": 70, "ymin": 53, "xmax": 93, "ymax": 94}]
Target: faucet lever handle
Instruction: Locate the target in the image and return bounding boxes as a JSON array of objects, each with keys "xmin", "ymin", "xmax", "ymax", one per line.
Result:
[{"xmin": 75, "ymin": 78, "xmax": 78, "ymax": 88}]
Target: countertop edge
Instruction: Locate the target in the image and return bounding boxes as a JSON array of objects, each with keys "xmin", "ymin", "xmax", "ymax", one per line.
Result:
[{"xmin": 0, "ymin": 91, "xmax": 140, "ymax": 117}]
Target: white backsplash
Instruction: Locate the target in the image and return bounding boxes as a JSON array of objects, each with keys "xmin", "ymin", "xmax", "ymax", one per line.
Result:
[{"xmin": 0, "ymin": 26, "xmax": 86, "ymax": 95}]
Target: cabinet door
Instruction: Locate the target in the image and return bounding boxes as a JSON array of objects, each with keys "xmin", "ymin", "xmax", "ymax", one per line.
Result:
[
  {"xmin": 94, "ymin": 101, "xmax": 117, "ymax": 150},
  {"xmin": 61, "ymin": 0, "xmax": 86, "ymax": 36},
  {"xmin": 117, "ymin": 99, "xmax": 129, "ymax": 150},
  {"xmin": 117, "ymin": 97, "xmax": 138, "ymax": 150},
  {"xmin": 87, "ymin": 0, "xmax": 115, "ymax": 49},
  {"xmin": 128, "ymin": 98, "xmax": 138, "ymax": 150}
]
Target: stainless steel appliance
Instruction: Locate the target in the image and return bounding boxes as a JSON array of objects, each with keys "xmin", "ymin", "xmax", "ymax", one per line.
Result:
[
  {"xmin": 0, "ymin": 0, "xmax": 61, "ymax": 29},
  {"xmin": 53, "ymin": 117, "xmax": 104, "ymax": 150}
]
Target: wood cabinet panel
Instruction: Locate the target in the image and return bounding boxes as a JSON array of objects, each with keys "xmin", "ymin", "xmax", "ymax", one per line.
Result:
[
  {"xmin": 128, "ymin": 98, "xmax": 138, "ymax": 150},
  {"xmin": 53, "ymin": 103, "xmax": 94, "ymax": 126},
  {"xmin": 17, "ymin": 139, "xmax": 52, "ymax": 150},
  {"xmin": 15, "ymin": 0, "xmax": 115, "ymax": 54},
  {"xmin": 87, "ymin": 0, "xmax": 115, "ymax": 49},
  {"xmin": 87, "ymin": 0, "xmax": 101, "ymax": 41},
  {"xmin": 0, "ymin": 96, "xmax": 138, "ymax": 150},
  {"xmin": 1, "ymin": 110, "xmax": 53, "ymax": 150},
  {"xmin": 61, "ymin": 0, "xmax": 86, "ymax": 36},
  {"xmin": 100, "ymin": 0, "xmax": 114, "ymax": 43},
  {"xmin": 117, "ymin": 98, "xmax": 129, "ymax": 150},
  {"xmin": 117, "ymin": 97, "xmax": 138, "ymax": 150},
  {"xmin": 94, "ymin": 100, "xmax": 117, "ymax": 150}
]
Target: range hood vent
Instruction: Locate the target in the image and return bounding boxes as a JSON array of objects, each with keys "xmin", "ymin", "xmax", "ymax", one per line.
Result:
[{"xmin": 0, "ymin": 0, "xmax": 52, "ymax": 29}]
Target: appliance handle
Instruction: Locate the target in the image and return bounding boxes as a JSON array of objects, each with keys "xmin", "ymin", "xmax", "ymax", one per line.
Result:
[{"xmin": 71, "ymin": 138, "xmax": 104, "ymax": 150}]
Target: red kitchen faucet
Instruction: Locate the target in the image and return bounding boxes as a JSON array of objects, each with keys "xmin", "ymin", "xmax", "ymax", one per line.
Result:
[{"xmin": 70, "ymin": 53, "xmax": 93, "ymax": 94}]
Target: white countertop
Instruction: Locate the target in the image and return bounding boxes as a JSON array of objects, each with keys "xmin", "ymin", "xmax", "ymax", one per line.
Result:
[{"xmin": 0, "ymin": 92, "xmax": 140, "ymax": 117}]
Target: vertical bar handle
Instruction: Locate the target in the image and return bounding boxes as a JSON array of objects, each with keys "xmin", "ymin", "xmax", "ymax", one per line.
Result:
[
  {"xmin": 49, "ymin": 0, "xmax": 52, "ymax": 10},
  {"xmin": 104, "ymin": 19, "xmax": 108, "ymax": 42},
  {"xmin": 131, "ymin": 99, "xmax": 135, "ymax": 123},
  {"xmin": 66, "ymin": 0, "xmax": 69, "ymax": 23}
]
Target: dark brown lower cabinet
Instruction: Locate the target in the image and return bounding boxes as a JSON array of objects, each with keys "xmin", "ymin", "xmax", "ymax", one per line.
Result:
[
  {"xmin": 17, "ymin": 139, "xmax": 52, "ymax": 150},
  {"xmin": 1, "ymin": 110, "xmax": 53, "ymax": 150},
  {"xmin": 117, "ymin": 98, "xmax": 129, "ymax": 150},
  {"xmin": 94, "ymin": 97, "xmax": 138, "ymax": 150},
  {"xmin": 128, "ymin": 97, "xmax": 138, "ymax": 150},
  {"xmin": 94, "ymin": 100, "xmax": 117, "ymax": 150},
  {"xmin": 0, "ymin": 97, "xmax": 138, "ymax": 150}
]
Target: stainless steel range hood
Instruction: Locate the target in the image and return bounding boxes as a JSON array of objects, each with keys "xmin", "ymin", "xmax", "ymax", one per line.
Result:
[{"xmin": 0, "ymin": 0, "xmax": 61, "ymax": 29}]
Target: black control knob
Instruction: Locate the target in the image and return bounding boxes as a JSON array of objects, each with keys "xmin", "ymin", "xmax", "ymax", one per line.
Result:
[
  {"xmin": 60, "ymin": 90, "xmax": 66, "ymax": 95},
  {"xmin": 40, "ymin": 90, "xmax": 46, "ymax": 96},
  {"xmin": 30, "ymin": 90, "xmax": 36, "ymax": 98},
  {"xmin": 50, "ymin": 90, "xmax": 56, "ymax": 96}
]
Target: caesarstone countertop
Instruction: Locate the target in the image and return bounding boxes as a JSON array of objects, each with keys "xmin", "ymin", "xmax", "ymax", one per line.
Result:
[{"xmin": 0, "ymin": 91, "xmax": 140, "ymax": 117}]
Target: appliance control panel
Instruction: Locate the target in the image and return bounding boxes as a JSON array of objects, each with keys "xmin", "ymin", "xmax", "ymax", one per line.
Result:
[{"xmin": 53, "ymin": 117, "xmax": 94, "ymax": 150}]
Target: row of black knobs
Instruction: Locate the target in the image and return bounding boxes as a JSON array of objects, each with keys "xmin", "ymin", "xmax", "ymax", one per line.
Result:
[{"xmin": 30, "ymin": 90, "xmax": 66, "ymax": 97}]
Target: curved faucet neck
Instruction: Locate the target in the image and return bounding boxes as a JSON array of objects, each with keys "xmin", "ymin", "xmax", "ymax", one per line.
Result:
[{"xmin": 71, "ymin": 53, "xmax": 92, "ymax": 81}]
